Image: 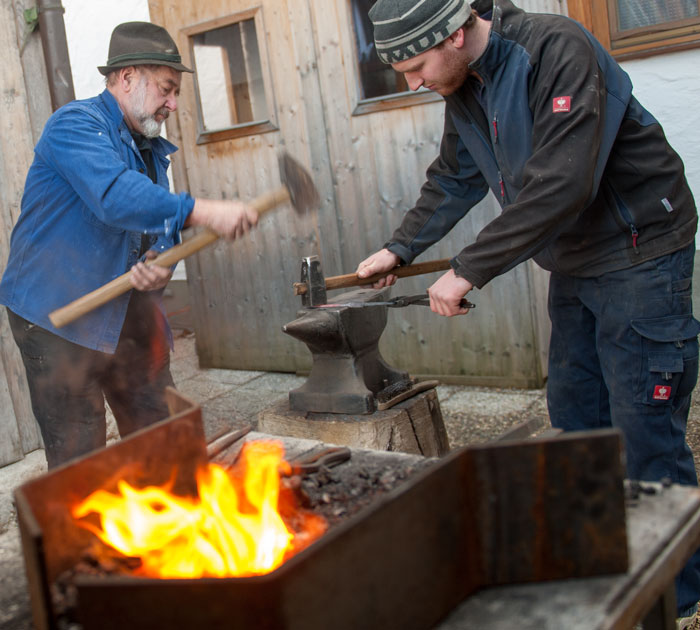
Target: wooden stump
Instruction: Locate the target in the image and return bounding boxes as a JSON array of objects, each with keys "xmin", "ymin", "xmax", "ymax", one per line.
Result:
[{"xmin": 258, "ymin": 388, "xmax": 450, "ymax": 456}]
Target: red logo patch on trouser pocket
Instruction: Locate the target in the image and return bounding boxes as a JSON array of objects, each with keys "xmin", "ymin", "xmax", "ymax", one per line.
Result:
[{"xmin": 653, "ymin": 385, "xmax": 672, "ymax": 401}]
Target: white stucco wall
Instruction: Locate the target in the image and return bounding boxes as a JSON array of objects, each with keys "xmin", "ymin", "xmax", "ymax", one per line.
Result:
[
  {"xmin": 620, "ymin": 50, "xmax": 700, "ymax": 212},
  {"xmin": 62, "ymin": 0, "xmax": 151, "ymax": 100}
]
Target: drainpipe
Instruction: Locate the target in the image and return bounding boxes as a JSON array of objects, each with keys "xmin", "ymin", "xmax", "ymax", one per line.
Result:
[{"xmin": 36, "ymin": 0, "xmax": 75, "ymax": 110}]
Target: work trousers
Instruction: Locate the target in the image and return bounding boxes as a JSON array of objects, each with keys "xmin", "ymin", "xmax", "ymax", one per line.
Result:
[
  {"xmin": 547, "ymin": 242, "xmax": 700, "ymax": 615},
  {"xmin": 7, "ymin": 291, "xmax": 175, "ymax": 470}
]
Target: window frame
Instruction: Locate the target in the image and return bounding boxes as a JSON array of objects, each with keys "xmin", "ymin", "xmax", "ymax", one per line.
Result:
[
  {"xmin": 568, "ymin": 0, "xmax": 700, "ymax": 60},
  {"xmin": 345, "ymin": 0, "xmax": 443, "ymax": 116},
  {"xmin": 181, "ymin": 8, "xmax": 278, "ymax": 145}
]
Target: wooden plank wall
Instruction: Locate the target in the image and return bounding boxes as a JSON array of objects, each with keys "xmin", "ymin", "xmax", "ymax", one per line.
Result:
[
  {"xmin": 152, "ymin": 0, "xmax": 569, "ymax": 387},
  {"xmin": 0, "ymin": 0, "xmax": 51, "ymax": 466},
  {"xmin": 150, "ymin": 0, "xmax": 345, "ymax": 377}
]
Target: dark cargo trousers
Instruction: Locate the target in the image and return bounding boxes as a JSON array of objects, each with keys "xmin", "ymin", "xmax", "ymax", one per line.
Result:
[
  {"xmin": 547, "ymin": 242, "xmax": 700, "ymax": 616},
  {"xmin": 7, "ymin": 291, "xmax": 175, "ymax": 470}
]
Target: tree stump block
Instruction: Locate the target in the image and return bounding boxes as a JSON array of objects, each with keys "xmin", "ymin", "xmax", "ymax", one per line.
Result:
[{"xmin": 258, "ymin": 388, "xmax": 450, "ymax": 456}]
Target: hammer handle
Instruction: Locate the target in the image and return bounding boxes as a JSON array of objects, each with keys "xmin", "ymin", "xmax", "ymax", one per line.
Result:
[
  {"xmin": 49, "ymin": 187, "xmax": 291, "ymax": 329},
  {"xmin": 293, "ymin": 258, "xmax": 453, "ymax": 295}
]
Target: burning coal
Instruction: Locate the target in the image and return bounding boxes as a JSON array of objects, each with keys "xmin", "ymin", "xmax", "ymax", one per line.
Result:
[{"xmin": 72, "ymin": 440, "xmax": 327, "ymax": 578}]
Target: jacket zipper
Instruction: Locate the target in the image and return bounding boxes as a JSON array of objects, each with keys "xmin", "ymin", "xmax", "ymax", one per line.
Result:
[
  {"xmin": 448, "ymin": 91, "xmax": 506, "ymax": 204},
  {"xmin": 607, "ymin": 184, "xmax": 640, "ymax": 255},
  {"xmin": 630, "ymin": 224, "xmax": 639, "ymax": 254},
  {"xmin": 493, "ymin": 114, "xmax": 506, "ymax": 204}
]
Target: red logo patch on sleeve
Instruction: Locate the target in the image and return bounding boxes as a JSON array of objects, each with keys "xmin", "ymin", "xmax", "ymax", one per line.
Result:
[
  {"xmin": 552, "ymin": 96, "xmax": 571, "ymax": 113},
  {"xmin": 653, "ymin": 385, "xmax": 672, "ymax": 401}
]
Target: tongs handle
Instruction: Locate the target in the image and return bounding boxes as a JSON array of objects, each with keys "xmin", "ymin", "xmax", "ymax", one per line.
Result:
[
  {"xmin": 390, "ymin": 294, "xmax": 475, "ymax": 309},
  {"xmin": 287, "ymin": 446, "xmax": 352, "ymax": 475}
]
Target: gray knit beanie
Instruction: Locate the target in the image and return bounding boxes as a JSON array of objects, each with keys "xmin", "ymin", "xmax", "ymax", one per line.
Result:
[{"xmin": 369, "ymin": 0, "xmax": 473, "ymax": 64}]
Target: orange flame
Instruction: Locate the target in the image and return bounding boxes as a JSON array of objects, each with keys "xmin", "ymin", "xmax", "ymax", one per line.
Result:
[{"xmin": 72, "ymin": 440, "xmax": 326, "ymax": 578}]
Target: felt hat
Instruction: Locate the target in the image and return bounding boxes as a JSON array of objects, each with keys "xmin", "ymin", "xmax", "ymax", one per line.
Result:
[
  {"xmin": 98, "ymin": 21, "xmax": 193, "ymax": 75},
  {"xmin": 369, "ymin": 0, "xmax": 473, "ymax": 64}
]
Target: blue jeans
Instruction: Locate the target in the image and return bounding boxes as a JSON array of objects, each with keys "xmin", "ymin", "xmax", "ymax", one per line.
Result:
[{"xmin": 547, "ymin": 243, "xmax": 700, "ymax": 615}]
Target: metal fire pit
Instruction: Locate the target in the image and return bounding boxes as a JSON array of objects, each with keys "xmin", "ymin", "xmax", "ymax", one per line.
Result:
[{"xmin": 15, "ymin": 389, "xmax": 628, "ymax": 630}]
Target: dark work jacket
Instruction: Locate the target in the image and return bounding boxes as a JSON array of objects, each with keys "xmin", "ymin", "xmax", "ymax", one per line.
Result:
[{"xmin": 385, "ymin": 0, "xmax": 697, "ymax": 289}]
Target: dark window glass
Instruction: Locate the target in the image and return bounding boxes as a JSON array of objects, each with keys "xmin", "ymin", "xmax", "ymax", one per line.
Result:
[
  {"xmin": 617, "ymin": 0, "xmax": 699, "ymax": 31},
  {"xmin": 351, "ymin": 0, "xmax": 409, "ymax": 99}
]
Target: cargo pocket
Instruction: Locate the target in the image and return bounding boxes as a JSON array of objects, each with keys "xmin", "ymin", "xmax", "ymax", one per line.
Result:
[{"xmin": 631, "ymin": 314, "xmax": 700, "ymax": 405}]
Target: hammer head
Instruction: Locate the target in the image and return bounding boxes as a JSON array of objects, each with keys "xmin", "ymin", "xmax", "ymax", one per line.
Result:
[
  {"xmin": 279, "ymin": 152, "xmax": 320, "ymax": 214},
  {"xmin": 300, "ymin": 255, "xmax": 327, "ymax": 307}
]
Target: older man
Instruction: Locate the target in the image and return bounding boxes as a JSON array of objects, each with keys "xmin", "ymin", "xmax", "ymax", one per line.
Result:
[
  {"xmin": 357, "ymin": 0, "xmax": 700, "ymax": 626},
  {"xmin": 0, "ymin": 22, "xmax": 257, "ymax": 469}
]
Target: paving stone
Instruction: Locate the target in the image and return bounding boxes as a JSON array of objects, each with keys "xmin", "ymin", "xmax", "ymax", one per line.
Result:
[
  {"xmin": 237, "ymin": 372, "xmax": 306, "ymax": 393},
  {"xmin": 202, "ymin": 389, "xmax": 288, "ymax": 432},
  {"xmin": 194, "ymin": 368, "xmax": 265, "ymax": 386},
  {"xmin": 175, "ymin": 373, "xmax": 237, "ymax": 404}
]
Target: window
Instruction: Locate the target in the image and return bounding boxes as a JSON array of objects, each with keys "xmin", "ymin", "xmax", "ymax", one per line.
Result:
[
  {"xmin": 349, "ymin": 0, "xmax": 441, "ymax": 115},
  {"xmin": 568, "ymin": 0, "xmax": 700, "ymax": 59},
  {"xmin": 183, "ymin": 10, "xmax": 277, "ymax": 143}
]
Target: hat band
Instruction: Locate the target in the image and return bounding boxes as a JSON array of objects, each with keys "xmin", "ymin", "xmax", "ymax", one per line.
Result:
[{"xmin": 106, "ymin": 51, "xmax": 183, "ymax": 66}]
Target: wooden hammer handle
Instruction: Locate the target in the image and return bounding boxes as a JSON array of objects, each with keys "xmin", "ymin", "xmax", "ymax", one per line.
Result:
[
  {"xmin": 49, "ymin": 187, "xmax": 291, "ymax": 329},
  {"xmin": 293, "ymin": 258, "xmax": 453, "ymax": 295}
]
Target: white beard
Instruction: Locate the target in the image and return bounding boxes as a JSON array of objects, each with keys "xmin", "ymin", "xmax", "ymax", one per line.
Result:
[{"xmin": 131, "ymin": 75, "xmax": 167, "ymax": 138}]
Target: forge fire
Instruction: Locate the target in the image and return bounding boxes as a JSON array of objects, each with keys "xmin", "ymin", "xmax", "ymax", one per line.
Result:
[{"xmin": 71, "ymin": 440, "xmax": 327, "ymax": 579}]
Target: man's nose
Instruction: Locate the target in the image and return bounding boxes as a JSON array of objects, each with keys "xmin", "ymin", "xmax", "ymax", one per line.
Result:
[
  {"xmin": 405, "ymin": 73, "xmax": 424, "ymax": 91},
  {"xmin": 166, "ymin": 95, "xmax": 178, "ymax": 111}
]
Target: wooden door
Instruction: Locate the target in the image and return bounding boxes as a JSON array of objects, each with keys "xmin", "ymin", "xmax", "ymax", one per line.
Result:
[
  {"xmin": 150, "ymin": 0, "xmax": 565, "ymax": 387},
  {"xmin": 150, "ymin": 0, "xmax": 344, "ymax": 377}
]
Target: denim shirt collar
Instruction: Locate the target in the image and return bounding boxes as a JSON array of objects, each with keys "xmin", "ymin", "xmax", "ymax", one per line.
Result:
[{"xmin": 97, "ymin": 89, "xmax": 179, "ymax": 157}]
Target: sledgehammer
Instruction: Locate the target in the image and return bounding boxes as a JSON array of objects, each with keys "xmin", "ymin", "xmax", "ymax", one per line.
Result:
[{"xmin": 49, "ymin": 152, "xmax": 319, "ymax": 328}]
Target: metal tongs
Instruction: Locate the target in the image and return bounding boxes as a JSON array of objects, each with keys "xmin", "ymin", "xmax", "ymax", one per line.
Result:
[{"xmin": 311, "ymin": 293, "xmax": 475, "ymax": 310}]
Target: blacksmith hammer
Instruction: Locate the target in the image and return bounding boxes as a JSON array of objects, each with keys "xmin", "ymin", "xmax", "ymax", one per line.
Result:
[
  {"xmin": 293, "ymin": 257, "xmax": 453, "ymax": 298},
  {"xmin": 49, "ymin": 152, "xmax": 320, "ymax": 328}
]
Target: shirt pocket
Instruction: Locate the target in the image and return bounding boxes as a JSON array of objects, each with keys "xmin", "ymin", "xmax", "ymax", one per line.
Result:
[{"xmin": 631, "ymin": 314, "xmax": 700, "ymax": 405}]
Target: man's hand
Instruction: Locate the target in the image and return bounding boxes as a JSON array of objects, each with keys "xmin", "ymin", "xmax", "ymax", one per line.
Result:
[
  {"xmin": 356, "ymin": 248, "xmax": 401, "ymax": 288},
  {"xmin": 427, "ymin": 269, "xmax": 474, "ymax": 317},
  {"xmin": 188, "ymin": 199, "xmax": 259, "ymax": 240},
  {"xmin": 130, "ymin": 250, "xmax": 173, "ymax": 292}
]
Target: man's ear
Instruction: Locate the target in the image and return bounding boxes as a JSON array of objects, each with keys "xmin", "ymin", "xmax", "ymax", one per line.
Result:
[
  {"xmin": 119, "ymin": 66, "xmax": 138, "ymax": 92},
  {"xmin": 447, "ymin": 26, "xmax": 466, "ymax": 49}
]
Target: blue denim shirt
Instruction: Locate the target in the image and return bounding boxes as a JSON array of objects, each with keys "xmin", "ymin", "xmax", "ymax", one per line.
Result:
[{"xmin": 0, "ymin": 89, "xmax": 195, "ymax": 353}]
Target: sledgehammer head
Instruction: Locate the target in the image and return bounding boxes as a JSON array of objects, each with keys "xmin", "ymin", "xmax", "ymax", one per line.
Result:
[{"xmin": 279, "ymin": 152, "xmax": 320, "ymax": 214}]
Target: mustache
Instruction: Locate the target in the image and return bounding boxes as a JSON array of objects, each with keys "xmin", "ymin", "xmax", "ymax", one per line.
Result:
[{"xmin": 155, "ymin": 107, "xmax": 169, "ymax": 120}]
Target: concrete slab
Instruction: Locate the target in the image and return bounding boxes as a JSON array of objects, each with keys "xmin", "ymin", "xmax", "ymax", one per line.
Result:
[
  {"xmin": 175, "ymin": 373, "xmax": 239, "ymax": 404},
  {"xmin": 0, "ymin": 450, "xmax": 46, "ymax": 535},
  {"xmin": 193, "ymin": 368, "xmax": 265, "ymax": 386},
  {"xmin": 202, "ymin": 389, "xmax": 288, "ymax": 432},
  {"xmin": 238, "ymin": 372, "xmax": 306, "ymax": 393}
]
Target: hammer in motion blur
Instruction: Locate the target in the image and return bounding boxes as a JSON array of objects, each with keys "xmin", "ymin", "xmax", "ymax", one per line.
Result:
[{"xmin": 49, "ymin": 152, "xmax": 319, "ymax": 328}]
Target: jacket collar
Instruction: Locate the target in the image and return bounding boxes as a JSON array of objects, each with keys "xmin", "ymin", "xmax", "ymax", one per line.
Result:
[
  {"xmin": 97, "ymin": 88, "xmax": 179, "ymax": 156},
  {"xmin": 468, "ymin": 0, "xmax": 526, "ymax": 78}
]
